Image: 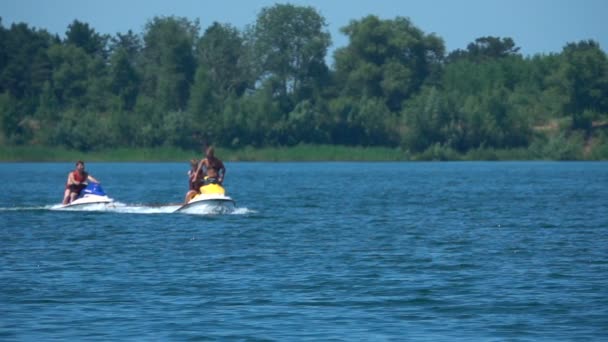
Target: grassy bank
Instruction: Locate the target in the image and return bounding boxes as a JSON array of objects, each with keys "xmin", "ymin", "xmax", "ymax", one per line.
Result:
[
  {"xmin": 224, "ymin": 145, "xmax": 407, "ymax": 161},
  {"xmin": 1, "ymin": 142, "xmax": 607, "ymax": 162},
  {"xmin": 0, "ymin": 146, "xmax": 197, "ymax": 162},
  {"xmin": 0, "ymin": 145, "xmax": 407, "ymax": 162}
]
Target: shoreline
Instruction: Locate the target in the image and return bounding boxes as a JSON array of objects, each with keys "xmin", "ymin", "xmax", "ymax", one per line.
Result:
[{"xmin": 0, "ymin": 144, "xmax": 606, "ymax": 162}]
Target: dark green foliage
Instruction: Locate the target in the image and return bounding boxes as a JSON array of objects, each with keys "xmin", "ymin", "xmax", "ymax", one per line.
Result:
[
  {"xmin": 0, "ymin": 10, "xmax": 607, "ymax": 159},
  {"xmin": 447, "ymin": 36, "xmax": 520, "ymax": 63},
  {"xmin": 109, "ymin": 31, "xmax": 141, "ymax": 111},
  {"xmin": 0, "ymin": 22, "xmax": 54, "ymax": 100},
  {"xmin": 560, "ymin": 41, "xmax": 608, "ymax": 131},
  {"xmin": 334, "ymin": 15, "xmax": 444, "ymax": 112},
  {"xmin": 529, "ymin": 131, "xmax": 585, "ymax": 160},
  {"xmin": 140, "ymin": 16, "xmax": 198, "ymax": 112},
  {"xmin": 328, "ymin": 96, "xmax": 398, "ymax": 146},
  {"xmin": 423, "ymin": 57, "xmax": 534, "ymax": 151},
  {"xmin": 248, "ymin": 2, "xmax": 331, "ymax": 127},
  {"xmin": 188, "ymin": 22, "xmax": 252, "ymax": 146},
  {"xmin": 196, "ymin": 22, "xmax": 251, "ymax": 99},
  {"xmin": 65, "ymin": 20, "xmax": 108, "ymax": 58}
]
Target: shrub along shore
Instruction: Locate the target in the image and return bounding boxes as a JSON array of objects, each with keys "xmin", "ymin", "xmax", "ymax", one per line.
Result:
[{"xmin": 1, "ymin": 143, "xmax": 606, "ymax": 162}]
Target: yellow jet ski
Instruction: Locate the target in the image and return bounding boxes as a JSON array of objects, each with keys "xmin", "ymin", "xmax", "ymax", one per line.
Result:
[{"xmin": 175, "ymin": 178, "xmax": 235, "ymax": 214}]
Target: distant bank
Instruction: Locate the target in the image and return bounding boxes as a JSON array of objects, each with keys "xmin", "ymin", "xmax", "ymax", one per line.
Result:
[
  {"xmin": 0, "ymin": 144, "xmax": 606, "ymax": 162},
  {"xmin": 0, "ymin": 145, "xmax": 405, "ymax": 162}
]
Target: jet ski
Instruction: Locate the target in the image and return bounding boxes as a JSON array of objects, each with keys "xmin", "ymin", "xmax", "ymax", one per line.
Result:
[
  {"xmin": 175, "ymin": 180, "xmax": 235, "ymax": 214},
  {"xmin": 61, "ymin": 182, "xmax": 113, "ymax": 208}
]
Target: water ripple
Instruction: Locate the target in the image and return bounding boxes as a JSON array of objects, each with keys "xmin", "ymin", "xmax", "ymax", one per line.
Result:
[{"xmin": 1, "ymin": 162, "xmax": 607, "ymax": 340}]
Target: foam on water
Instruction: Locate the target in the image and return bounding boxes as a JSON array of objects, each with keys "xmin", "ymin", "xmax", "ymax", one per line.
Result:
[
  {"xmin": 106, "ymin": 202, "xmax": 181, "ymax": 214},
  {"xmin": 231, "ymin": 207, "xmax": 255, "ymax": 215},
  {"xmin": 0, "ymin": 206, "xmax": 50, "ymax": 211},
  {"xmin": 1, "ymin": 202, "xmax": 254, "ymax": 215}
]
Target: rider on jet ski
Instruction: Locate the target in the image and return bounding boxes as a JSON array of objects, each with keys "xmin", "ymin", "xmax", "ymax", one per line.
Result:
[
  {"xmin": 62, "ymin": 160, "xmax": 100, "ymax": 204},
  {"xmin": 195, "ymin": 146, "xmax": 226, "ymax": 185}
]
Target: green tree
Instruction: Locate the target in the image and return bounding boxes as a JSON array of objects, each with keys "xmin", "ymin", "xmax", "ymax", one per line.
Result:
[
  {"xmin": 197, "ymin": 22, "xmax": 251, "ymax": 99},
  {"xmin": 284, "ymin": 100, "xmax": 329, "ymax": 145},
  {"xmin": 0, "ymin": 18, "xmax": 7, "ymax": 80},
  {"xmin": 410, "ymin": 54, "xmax": 533, "ymax": 152},
  {"xmin": 65, "ymin": 20, "xmax": 108, "ymax": 58},
  {"xmin": 162, "ymin": 110, "xmax": 195, "ymax": 149},
  {"xmin": 47, "ymin": 44, "xmax": 92, "ymax": 107},
  {"xmin": 0, "ymin": 22, "xmax": 54, "ymax": 101},
  {"xmin": 189, "ymin": 22, "xmax": 252, "ymax": 145},
  {"xmin": 187, "ymin": 64, "xmax": 214, "ymax": 143},
  {"xmin": 108, "ymin": 31, "xmax": 141, "ymax": 111},
  {"xmin": 326, "ymin": 95, "xmax": 398, "ymax": 146},
  {"xmin": 515, "ymin": 53, "xmax": 565, "ymax": 125},
  {"xmin": 560, "ymin": 40, "xmax": 608, "ymax": 131},
  {"xmin": 447, "ymin": 36, "xmax": 520, "ymax": 63},
  {"xmin": 0, "ymin": 92, "xmax": 20, "ymax": 144},
  {"xmin": 401, "ymin": 86, "xmax": 448, "ymax": 151},
  {"xmin": 250, "ymin": 4, "xmax": 331, "ymax": 112},
  {"xmin": 334, "ymin": 15, "xmax": 444, "ymax": 112},
  {"xmin": 52, "ymin": 108, "xmax": 114, "ymax": 151},
  {"xmin": 109, "ymin": 48, "xmax": 139, "ymax": 111},
  {"xmin": 140, "ymin": 16, "xmax": 198, "ymax": 112},
  {"xmin": 0, "ymin": 21, "xmax": 56, "ymax": 144}
]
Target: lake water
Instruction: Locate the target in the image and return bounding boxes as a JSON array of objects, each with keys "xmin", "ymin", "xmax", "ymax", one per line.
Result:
[{"xmin": 1, "ymin": 162, "xmax": 607, "ymax": 340}]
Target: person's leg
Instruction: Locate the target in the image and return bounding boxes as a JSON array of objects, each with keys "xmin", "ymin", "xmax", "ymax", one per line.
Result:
[
  {"xmin": 70, "ymin": 191, "xmax": 78, "ymax": 203},
  {"xmin": 62, "ymin": 188, "xmax": 71, "ymax": 204},
  {"xmin": 185, "ymin": 190, "xmax": 197, "ymax": 203}
]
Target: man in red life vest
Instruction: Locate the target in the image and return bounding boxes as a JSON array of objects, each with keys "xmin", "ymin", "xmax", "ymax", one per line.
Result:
[{"xmin": 62, "ymin": 160, "xmax": 100, "ymax": 204}]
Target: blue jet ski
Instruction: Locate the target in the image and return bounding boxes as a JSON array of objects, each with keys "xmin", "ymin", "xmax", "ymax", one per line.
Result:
[{"xmin": 62, "ymin": 182, "xmax": 113, "ymax": 208}]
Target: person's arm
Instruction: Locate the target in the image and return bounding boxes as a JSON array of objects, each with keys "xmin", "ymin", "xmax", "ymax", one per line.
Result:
[
  {"xmin": 194, "ymin": 159, "xmax": 205, "ymax": 179},
  {"xmin": 188, "ymin": 170, "xmax": 194, "ymax": 181},
  {"xmin": 218, "ymin": 161, "xmax": 226, "ymax": 183},
  {"xmin": 66, "ymin": 172, "xmax": 74, "ymax": 185},
  {"xmin": 87, "ymin": 175, "xmax": 100, "ymax": 183}
]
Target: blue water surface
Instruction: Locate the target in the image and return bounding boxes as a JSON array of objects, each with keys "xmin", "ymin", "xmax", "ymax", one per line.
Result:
[{"xmin": 1, "ymin": 162, "xmax": 607, "ymax": 340}]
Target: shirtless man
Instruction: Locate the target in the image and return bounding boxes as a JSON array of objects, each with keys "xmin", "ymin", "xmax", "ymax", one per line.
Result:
[{"xmin": 195, "ymin": 146, "xmax": 226, "ymax": 185}]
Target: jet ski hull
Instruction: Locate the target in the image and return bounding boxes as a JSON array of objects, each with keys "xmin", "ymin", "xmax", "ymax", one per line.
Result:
[
  {"xmin": 61, "ymin": 195, "xmax": 113, "ymax": 208},
  {"xmin": 175, "ymin": 194, "xmax": 236, "ymax": 214},
  {"xmin": 61, "ymin": 183, "xmax": 113, "ymax": 209}
]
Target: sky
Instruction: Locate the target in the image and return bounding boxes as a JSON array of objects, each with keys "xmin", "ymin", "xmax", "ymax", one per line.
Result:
[{"xmin": 2, "ymin": 0, "xmax": 607, "ymax": 62}]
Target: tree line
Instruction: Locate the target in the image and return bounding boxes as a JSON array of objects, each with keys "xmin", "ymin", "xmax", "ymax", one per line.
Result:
[{"xmin": 1, "ymin": 4, "xmax": 607, "ymax": 158}]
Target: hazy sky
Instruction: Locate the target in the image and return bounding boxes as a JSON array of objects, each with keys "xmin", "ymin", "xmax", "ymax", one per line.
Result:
[{"xmin": 2, "ymin": 0, "xmax": 606, "ymax": 62}]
